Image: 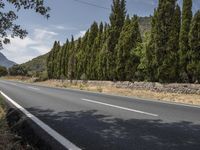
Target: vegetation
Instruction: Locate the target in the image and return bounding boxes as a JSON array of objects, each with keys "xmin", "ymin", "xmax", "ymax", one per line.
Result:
[
  {"xmin": 44, "ymin": 0, "xmax": 199, "ymax": 83},
  {"xmin": 47, "ymin": 0, "xmax": 142, "ymax": 81},
  {"xmin": 9, "ymin": 65, "xmax": 27, "ymax": 76},
  {"xmin": 0, "ymin": 66, "xmax": 8, "ymax": 77},
  {"xmin": 21, "ymin": 53, "xmax": 48, "ymax": 76}
]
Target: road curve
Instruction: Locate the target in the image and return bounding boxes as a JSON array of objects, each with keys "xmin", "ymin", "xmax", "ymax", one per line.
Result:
[{"xmin": 0, "ymin": 79, "xmax": 200, "ymax": 150}]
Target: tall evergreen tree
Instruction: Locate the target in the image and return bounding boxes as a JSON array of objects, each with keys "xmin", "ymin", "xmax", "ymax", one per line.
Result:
[
  {"xmin": 105, "ymin": 0, "xmax": 126, "ymax": 80},
  {"xmin": 91, "ymin": 22, "xmax": 104, "ymax": 80},
  {"xmin": 188, "ymin": 10, "xmax": 200, "ymax": 82},
  {"xmin": 179, "ymin": 0, "xmax": 192, "ymax": 82},
  {"xmin": 68, "ymin": 36, "xmax": 75, "ymax": 82},
  {"xmin": 116, "ymin": 15, "xmax": 142, "ymax": 81},
  {"xmin": 146, "ymin": 0, "xmax": 177, "ymax": 82},
  {"xmin": 98, "ymin": 23, "xmax": 110, "ymax": 80},
  {"xmin": 86, "ymin": 22, "xmax": 99, "ymax": 79},
  {"xmin": 74, "ymin": 38, "xmax": 82, "ymax": 79},
  {"xmin": 165, "ymin": 4, "xmax": 181, "ymax": 82},
  {"xmin": 146, "ymin": 9, "xmax": 158, "ymax": 81}
]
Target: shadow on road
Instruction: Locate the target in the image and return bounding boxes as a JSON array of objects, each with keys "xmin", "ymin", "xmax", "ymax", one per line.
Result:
[{"xmin": 27, "ymin": 107, "xmax": 200, "ymax": 150}]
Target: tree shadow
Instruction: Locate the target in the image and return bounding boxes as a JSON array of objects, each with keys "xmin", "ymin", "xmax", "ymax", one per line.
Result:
[{"xmin": 27, "ymin": 107, "xmax": 200, "ymax": 150}]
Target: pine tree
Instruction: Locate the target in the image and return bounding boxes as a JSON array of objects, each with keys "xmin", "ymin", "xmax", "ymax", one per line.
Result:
[
  {"xmin": 179, "ymin": 0, "xmax": 192, "ymax": 82},
  {"xmin": 188, "ymin": 11, "xmax": 200, "ymax": 82}
]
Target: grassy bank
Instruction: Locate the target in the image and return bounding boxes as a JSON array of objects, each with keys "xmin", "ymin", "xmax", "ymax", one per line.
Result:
[{"xmin": 0, "ymin": 96, "xmax": 33, "ymax": 150}]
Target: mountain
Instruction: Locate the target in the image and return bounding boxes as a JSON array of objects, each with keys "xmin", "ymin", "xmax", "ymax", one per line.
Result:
[
  {"xmin": 21, "ymin": 53, "xmax": 48, "ymax": 72},
  {"xmin": 138, "ymin": 16, "xmax": 151, "ymax": 37},
  {"xmin": 0, "ymin": 52, "xmax": 16, "ymax": 68}
]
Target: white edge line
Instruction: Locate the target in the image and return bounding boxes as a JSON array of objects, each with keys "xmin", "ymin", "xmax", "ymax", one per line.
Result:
[
  {"xmin": 0, "ymin": 91, "xmax": 81, "ymax": 150},
  {"xmin": 81, "ymin": 98, "xmax": 158, "ymax": 117}
]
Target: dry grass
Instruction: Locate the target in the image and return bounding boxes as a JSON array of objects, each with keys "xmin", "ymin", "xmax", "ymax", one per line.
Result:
[
  {"xmin": 0, "ymin": 96, "xmax": 31, "ymax": 150},
  {"xmin": 34, "ymin": 80, "xmax": 200, "ymax": 106}
]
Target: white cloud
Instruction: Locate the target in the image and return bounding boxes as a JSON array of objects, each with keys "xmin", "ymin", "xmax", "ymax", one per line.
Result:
[
  {"xmin": 75, "ymin": 30, "xmax": 86, "ymax": 39},
  {"xmin": 2, "ymin": 28, "xmax": 58, "ymax": 64},
  {"xmin": 30, "ymin": 45, "xmax": 50, "ymax": 54},
  {"xmin": 34, "ymin": 28, "xmax": 58, "ymax": 41},
  {"xmin": 51, "ymin": 25, "xmax": 77, "ymax": 31}
]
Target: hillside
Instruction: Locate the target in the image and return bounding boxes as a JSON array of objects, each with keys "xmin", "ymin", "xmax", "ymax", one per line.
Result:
[
  {"xmin": 0, "ymin": 52, "xmax": 16, "ymax": 68},
  {"xmin": 21, "ymin": 53, "xmax": 48, "ymax": 72}
]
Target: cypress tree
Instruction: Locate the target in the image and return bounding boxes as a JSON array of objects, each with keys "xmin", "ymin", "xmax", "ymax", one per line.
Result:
[
  {"xmin": 64, "ymin": 39, "xmax": 70, "ymax": 77},
  {"xmin": 105, "ymin": 0, "xmax": 126, "ymax": 80},
  {"xmin": 76, "ymin": 30, "xmax": 89, "ymax": 79},
  {"xmin": 188, "ymin": 11, "xmax": 200, "ymax": 82},
  {"xmin": 85, "ymin": 22, "xmax": 99, "ymax": 79},
  {"xmin": 115, "ymin": 15, "xmax": 142, "ymax": 81},
  {"xmin": 53, "ymin": 41, "xmax": 61, "ymax": 79},
  {"xmin": 146, "ymin": 0, "xmax": 177, "ymax": 82},
  {"xmin": 74, "ymin": 38, "xmax": 82, "ymax": 79},
  {"xmin": 164, "ymin": 4, "xmax": 181, "ymax": 82},
  {"xmin": 68, "ymin": 36, "xmax": 75, "ymax": 82},
  {"xmin": 179, "ymin": 0, "xmax": 192, "ymax": 82},
  {"xmin": 146, "ymin": 10, "xmax": 158, "ymax": 81},
  {"xmin": 90, "ymin": 22, "xmax": 104, "ymax": 80},
  {"xmin": 98, "ymin": 23, "xmax": 110, "ymax": 80}
]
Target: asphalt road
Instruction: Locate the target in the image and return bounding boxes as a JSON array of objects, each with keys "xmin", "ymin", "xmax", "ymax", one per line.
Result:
[{"xmin": 0, "ymin": 80, "xmax": 200, "ymax": 150}]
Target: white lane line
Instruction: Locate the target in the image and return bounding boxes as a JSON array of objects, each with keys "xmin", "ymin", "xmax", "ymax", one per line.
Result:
[
  {"xmin": 27, "ymin": 86, "xmax": 40, "ymax": 91},
  {"xmin": 8, "ymin": 82, "xmax": 17, "ymax": 86},
  {"xmin": 0, "ymin": 91, "xmax": 81, "ymax": 150},
  {"xmin": 81, "ymin": 98, "xmax": 158, "ymax": 117}
]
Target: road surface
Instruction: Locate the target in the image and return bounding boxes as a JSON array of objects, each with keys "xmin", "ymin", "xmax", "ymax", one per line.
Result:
[{"xmin": 0, "ymin": 80, "xmax": 200, "ymax": 150}]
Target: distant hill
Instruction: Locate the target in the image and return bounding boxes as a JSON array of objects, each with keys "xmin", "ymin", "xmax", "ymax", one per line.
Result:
[
  {"xmin": 0, "ymin": 52, "xmax": 16, "ymax": 68},
  {"xmin": 138, "ymin": 16, "xmax": 151, "ymax": 37},
  {"xmin": 21, "ymin": 53, "xmax": 48, "ymax": 72}
]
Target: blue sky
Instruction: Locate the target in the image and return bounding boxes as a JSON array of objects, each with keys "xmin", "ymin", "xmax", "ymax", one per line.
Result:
[{"xmin": 1, "ymin": 0, "xmax": 200, "ymax": 64}]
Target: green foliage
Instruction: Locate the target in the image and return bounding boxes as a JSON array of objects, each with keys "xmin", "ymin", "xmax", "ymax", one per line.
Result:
[
  {"xmin": 0, "ymin": 0, "xmax": 50, "ymax": 49},
  {"xmin": 9, "ymin": 65, "xmax": 27, "ymax": 76},
  {"xmin": 35, "ymin": 71, "xmax": 48, "ymax": 82},
  {"xmin": 146, "ymin": 0, "xmax": 182, "ymax": 83},
  {"xmin": 187, "ymin": 11, "xmax": 200, "ymax": 83},
  {"xmin": 179, "ymin": 0, "xmax": 193, "ymax": 82},
  {"xmin": 21, "ymin": 53, "xmax": 48, "ymax": 75},
  {"xmin": 0, "ymin": 66, "xmax": 8, "ymax": 77},
  {"xmin": 45, "ymin": 0, "xmax": 199, "ymax": 84},
  {"xmin": 116, "ymin": 15, "xmax": 142, "ymax": 81}
]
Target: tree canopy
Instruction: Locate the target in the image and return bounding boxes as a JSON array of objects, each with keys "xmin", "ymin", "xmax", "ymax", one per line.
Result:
[{"xmin": 0, "ymin": 0, "xmax": 50, "ymax": 49}]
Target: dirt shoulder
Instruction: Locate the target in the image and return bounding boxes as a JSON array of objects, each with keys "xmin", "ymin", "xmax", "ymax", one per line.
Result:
[{"xmin": 33, "ymin": 80, "xmax": 200, "ymax": 106}]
